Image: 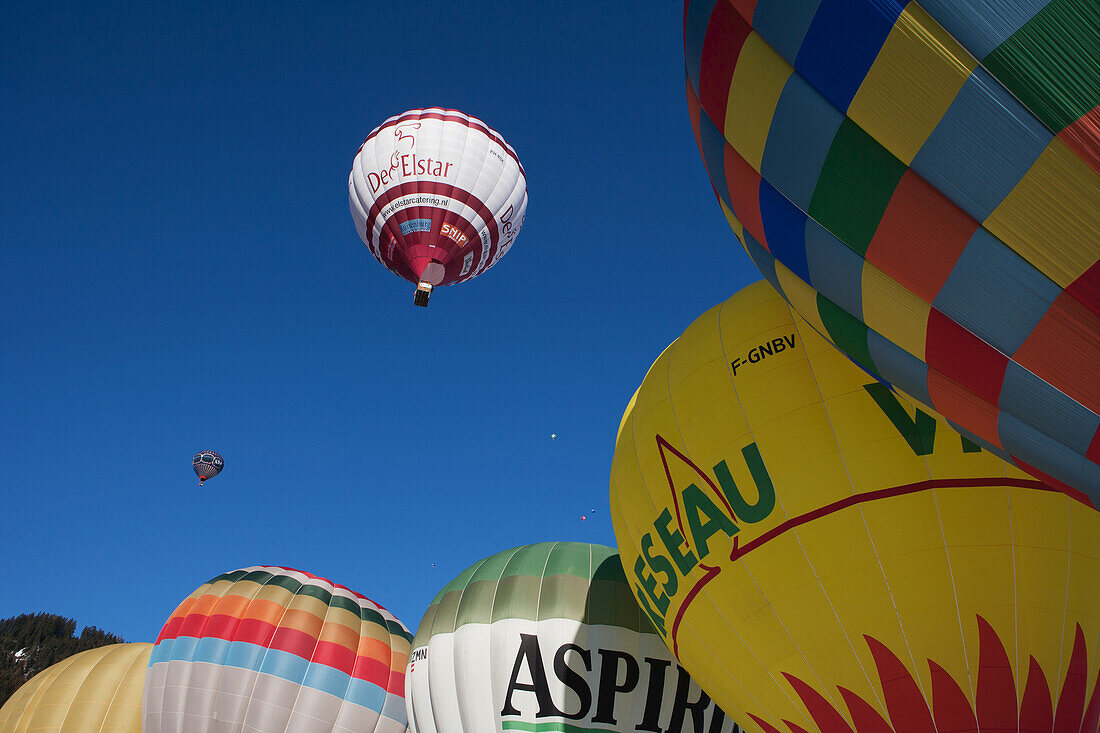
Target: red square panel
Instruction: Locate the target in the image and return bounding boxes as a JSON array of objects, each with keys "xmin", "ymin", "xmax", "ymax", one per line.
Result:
[
  {"xmin": 724, "ymin": 143, "xmax": 766, "ymax": 247},
  {"xmin": 865, "ymin": 170, "xmax": 978, "ymax": 304},
  {"xmin": 698, "ymin": 0, "xmax": 752, "ymax": 132},
  {"xmin": 1014, "ymin": 289, "xmax": 1100, "ymax": 415},
  {"xmin": 926, "ymin": 370, "xmax": 1003, "ymax": 448},
  {"xmin": 926, "ymin": 308, "xmax": 1009, "ymax": 406}
]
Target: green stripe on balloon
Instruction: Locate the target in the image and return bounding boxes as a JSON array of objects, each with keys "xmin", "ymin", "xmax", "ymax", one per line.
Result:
[
  {"xmin": 817, "ymin": 293, "xmax": 878, "ymax": 377},
  {"xmin": 983, "ymin": 0, "xmax": 1100, "ymax": 132},
  {"xmin": 808, "ymin": 119, "xmax": 907, "ymax": 257}
]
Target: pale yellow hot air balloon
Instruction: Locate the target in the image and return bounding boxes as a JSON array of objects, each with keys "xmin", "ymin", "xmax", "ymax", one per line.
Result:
[{"xmin": 0, "ymin": 642, "xmax": 151, "ymax": 733}]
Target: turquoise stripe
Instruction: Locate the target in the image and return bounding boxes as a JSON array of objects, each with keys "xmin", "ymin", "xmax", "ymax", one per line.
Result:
[
  {"xmin": 916, "ymin": 0, "xmax": 1048, "ymax": 60},
  {"xmin": 150, "ymin": 638, "xmax": 390, "ymax": 714},
  {"xmin": 752, "ymin": 0, "xmax": 823, "ymax": 64},
  {"xmin": 685, "ymin": 0, "xmax": 718, "ymax": 96},
  {"xmin": 761, "ymin": 73, "xmax": 843, "ymax": 211},
  {"xmin": 910, "ymin": 69, "xmax": 1051, "ymax": 222},
  {"xmin": 933, "ymin": 228, "xmax": 1061, "ymax": 356}
]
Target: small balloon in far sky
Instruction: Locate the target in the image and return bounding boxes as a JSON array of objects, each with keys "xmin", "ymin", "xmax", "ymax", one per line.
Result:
[
  {"xmin": 580, "ymin": 515, "xmax": 586, "ymax": 522},
  {"xmin": 191, "ymin": 451, "xmax": 223, "ymax": 486},
  {"xmin": 550, "ymin": 433, "xmax": 556, "ymax": 440}
]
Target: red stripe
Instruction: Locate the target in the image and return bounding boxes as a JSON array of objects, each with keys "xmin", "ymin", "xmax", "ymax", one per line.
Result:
[
  {"xmin": 668, "ymin": 475, "xmax": 1055, "ymax": 653},
  {"xmin": 233, "ymin": 617, "xmax": 279, "ymax": 647},
  {"xmin": 268, "ymin": 626, "xmax": 320, "ymax": 660},
  {"xmin": 387, "ymin": 670, "xmax": 406, "ymax": 696},
  {"xmin": 698, "ymin": 1, "xmax": 751, "ymax": 131},
  {"xmin": 310, "ymin": 639, "xmax": 356, "ymax": 676},
  {"xmin": 363, "ymin": 181, "xmax": 499, "ymax": 285},
  {"xmin": 352, "ymin": 655, "xmax": 392, "ymax": 688},
  {"xmin": 156, "ymin": 614, "xmax": 186, "ymax": 644},
  {"xmin": 363, "ymin": 109, "xmax": 523, "ymax": 175},
  {"xmin": 925, "ymin": 308, "xmax": 1009, "ymax": 405}
]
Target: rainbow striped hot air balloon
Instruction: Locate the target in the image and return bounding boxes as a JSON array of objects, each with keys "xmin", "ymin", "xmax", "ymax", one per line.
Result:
[
  {"xmin": 684, "ymin": 0, "xmax": 1100, "ymax": 502},
  {"xmin": 143, "ymin": 566, "xmax": 412, "ymax": 733}
]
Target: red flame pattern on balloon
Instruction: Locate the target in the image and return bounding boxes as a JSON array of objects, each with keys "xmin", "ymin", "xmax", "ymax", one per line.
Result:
[{"xmin": 747, "ymin": 616, "xmax": 1100, "ymax": 733}]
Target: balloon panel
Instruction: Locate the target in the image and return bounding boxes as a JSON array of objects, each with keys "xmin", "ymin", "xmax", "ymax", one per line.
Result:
[
  {"xmin": 349, "ymin": 108, "xmax": 527, "ymax": 288},
  {"xmin": 0, "ymin": 643, "xmax": 151, "ymax": 733},
  {"xmin": 684, "ymin": 0, "xmax": 1100, "ymax": 502},
  {"xmin": 406, "ymin": 542, "xmax": 737, "ymax": 733},
  {"xmin": 610, "ymin": 281, "xmax": 1100, "ymax": 731},
  {"xmin": 143, "ymin": 566, "xmax": 412, "ymax": 733}
]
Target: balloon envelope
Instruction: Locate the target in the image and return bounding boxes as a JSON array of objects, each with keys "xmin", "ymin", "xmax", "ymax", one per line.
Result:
[
  {"xmin": 0, "ymin": 643, "xmax": 151, "ymax": 733},
  {"xmin": 143, "ymin": 566, "xmax": 412, "ymax": 733},
  {"xmin": 406, "ymin": 542, "xmax": 735, "ymax": 733},
  {"xmin": 191, "ymin": 451, "xmax": 223, "ymax": 483},
  {"xmin": 349, "ymin": 108, "xmax": 527, "ymax": 293},
  {"xmin": 610, "ymin": 281, "xmax": 1100, "ymax": 731},
  {"xmin": 684, "ymin": 0, "xmax": 1100, "ymax": 500}
]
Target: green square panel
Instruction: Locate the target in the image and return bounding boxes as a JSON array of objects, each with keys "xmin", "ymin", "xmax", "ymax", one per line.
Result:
[{"xmin": 808, "ymin": 118, "xmax": 907, "ymax": 256}]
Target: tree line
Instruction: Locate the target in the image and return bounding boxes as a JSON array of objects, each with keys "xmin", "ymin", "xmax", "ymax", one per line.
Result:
[{"xmin": 0, "ymin": 613, "xmax": 124, "ymax": 706}]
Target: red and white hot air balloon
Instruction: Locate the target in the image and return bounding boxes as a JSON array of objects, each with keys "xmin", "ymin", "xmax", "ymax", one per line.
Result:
[{"xmin": 349, "ymin": 108, "xmax": 527, "ymax": 307}]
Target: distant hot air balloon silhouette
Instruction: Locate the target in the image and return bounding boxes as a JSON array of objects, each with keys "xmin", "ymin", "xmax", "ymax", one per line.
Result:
[
  {"xmin": 406, "ymin": 542, "xmax": 736, "ymax": 733},
  {"xmin": 0, "ymin": 643, "xmax": 152, "ymax": 733},
  {"xmin": 143, "ymin": 566, "xmax": 412, "ymax": 733},
  {"xmin": 349, "ymin": 108, "xmax": 527, "ymax": 307},
  {"xmin": 610, "ymin": 281, "xmax": 1100, "ymax": 731},
  {"xmin": 191, "ymin": 451, "xmax": 222, "ymax": 485},
  {"xmin": 684, "ymin": 0, "xmax": 1100, "ymax": 499}
]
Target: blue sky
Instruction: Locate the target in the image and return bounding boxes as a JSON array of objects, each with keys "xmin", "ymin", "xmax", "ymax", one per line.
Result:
[{"xmin": 0, "ymin": 1, "xmax": 761, "ymax": 641}]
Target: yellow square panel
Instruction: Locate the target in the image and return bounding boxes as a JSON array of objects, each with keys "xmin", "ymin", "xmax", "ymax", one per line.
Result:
[
  {"xmin": 861, "ymin": 262, "xmax": 930, "ymax": 360},
  {"xmin": 984, "ymin": 138, "xmax": 1100, "ymax": 288},
  {"xmin": 719, "ymin": 198, "xmax": 746, "ymax": 243},
  {"xmin": 775, "ymin": 261, "xmax": 828, "ymax": 335},
  {"xmin": 848, "ymin": 2, "xmax": 975, "ymax": 165},
  {"xmin": 724, "ymin": 32, "xmax": 792, "ymax": 172}
]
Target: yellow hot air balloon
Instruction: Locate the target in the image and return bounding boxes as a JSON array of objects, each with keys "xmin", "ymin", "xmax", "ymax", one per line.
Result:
[
  {"xmin": 610, "ymin": 281, "xmax": 1100, "ymax": 732},
  {"xmin": 0, "ymin": 642, "xmax": 151, "ymax": 733}
]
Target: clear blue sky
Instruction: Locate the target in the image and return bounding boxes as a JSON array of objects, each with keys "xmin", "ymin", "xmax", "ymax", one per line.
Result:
[{"xmin": 0, "ymin": 1, "xmax": 760, "ymax": 642}]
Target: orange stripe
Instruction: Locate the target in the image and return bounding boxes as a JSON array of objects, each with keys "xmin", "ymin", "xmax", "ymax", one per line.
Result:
[
  {"xmin": 239, "ymin": 597, "xmax": 291, "ymax": 627},
  {"xmin": 277, "ymin": 608, "xmax": 324, "ymax": 639},
  {"xmin": 355, "ymin": 635, "xmax": 396, "ymax": 664},
  {"xmin": 317, "ymin": 620, "xmax": 360, "ymax": 652}
]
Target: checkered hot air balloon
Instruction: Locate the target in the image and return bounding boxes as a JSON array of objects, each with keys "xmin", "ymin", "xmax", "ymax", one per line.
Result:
[
  {"xmin": 685, "ymin": 0, "xmax": 1100, "ymax": 500},
  {"xmin": 349, "ymin": 108, "xmax": 527, "ymax": 307},
  {"xmin": 191, "ymin": 451, "xmax": 222, "ymax": 485},
  {"xmin": 143, "ymin": 566, "xmax": 413, "ymax": 733}
]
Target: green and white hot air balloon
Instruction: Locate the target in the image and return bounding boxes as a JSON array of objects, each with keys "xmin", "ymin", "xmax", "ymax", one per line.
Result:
[{"xmin": 405, "ymin": 542, "xmax": 736, "ymax": 733}]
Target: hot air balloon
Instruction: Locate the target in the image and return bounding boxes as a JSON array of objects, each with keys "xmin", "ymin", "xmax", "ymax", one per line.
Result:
[
  {"xmin": 684, "ymin": 0, "xmax": 1100, "ymax": 499},
  {"xmin": 0, "ymin": 643, "xmax": 152, "ymax": 733},
  {"xmin": 191, "ymin": 451, "xmax": 222, "ymax": 485},
  {"xmin": 406, "ymin": 542, "xmax": 736, "ymax": 733},
  {"xmin": 143, "ymin": 566, "xmax": 412, "ymax": 733},
  {"xmin": 610, "ymin": 281, "xmax": 1100, "ymax": 731},
  {"xmin": 349, "ymin": 108, "xmax": 527, "ymax": 307}
]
